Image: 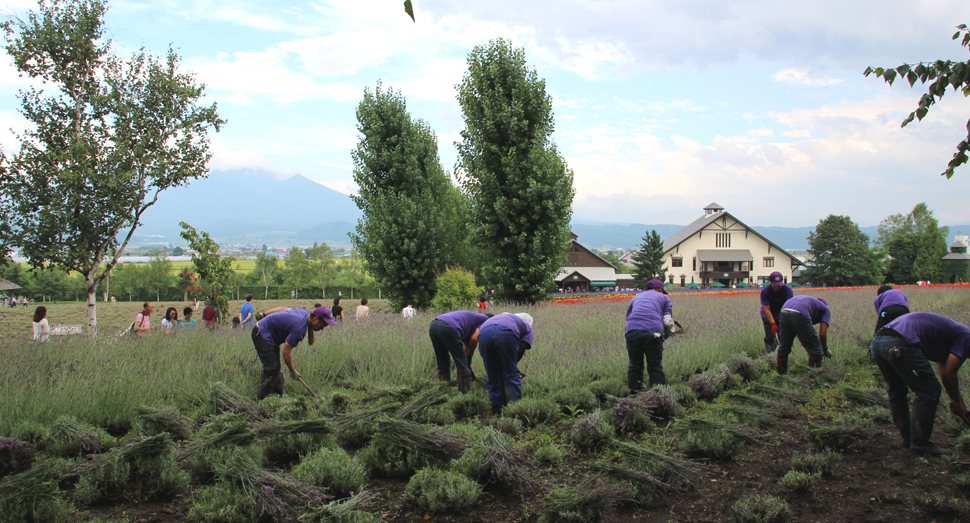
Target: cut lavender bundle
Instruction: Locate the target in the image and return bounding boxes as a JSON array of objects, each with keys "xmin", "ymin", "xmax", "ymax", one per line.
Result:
[
  {"xmin": 251, "ymin": 419, "xmax": 332, "ymax": 437},
  {"xmin": 50, "ymin": 416, "xmax": 110, "ymax": 457},
  {"xmin": 454, "ymin": 426, "xmax": 538, "ymax": 494},
  {"xmin": 687, "ymin": 364, "xmax": 736, "ymax": 400},
  {"xmin": 614, "ymin": 441, "xmax": 701, "ymax": 487},
  {"xmin": 396, "ymin": 383, "xmax": 450, "ymax": 420},
  {"xmin": 748, "ymin": 383, "xmax": 808, "ymax": 404},
  {"xmin": 135, "ymin": 405, "xmax": 198, "ymax": 440},
  {"xmin": 589, "ymin": 461, "xmax": 673, "ymax": 505},
  {"xmin": 0, "ymin": 437, "xmax": 35, "ymax": 476},
  {"xmin": 209, "ymin": 381, "xmax": 261, "ymax": 416},
  {"xmin": 540, "ymin": 475, "xmax": 636, "ymax": 523}
]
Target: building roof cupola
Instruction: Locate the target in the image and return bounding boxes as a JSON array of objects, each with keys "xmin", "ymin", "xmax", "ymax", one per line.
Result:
[{"xmin": 703, "ymin": 202, "xmax": 724, "ymax": 217}]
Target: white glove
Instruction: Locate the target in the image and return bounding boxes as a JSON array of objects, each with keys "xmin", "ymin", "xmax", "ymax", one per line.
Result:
[{"xmin": 663, "ymin": 314, "xmax": 675, "ymax": 328}]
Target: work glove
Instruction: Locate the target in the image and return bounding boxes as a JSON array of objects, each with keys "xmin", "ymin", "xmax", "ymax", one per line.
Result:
[
  {"xmin": 290, "ymin": 370, "xmax": 301, "ymax": 379},
  {"xmin": 822, "ymin": 347, "xmax": 832, "ymax": 358},
  {"xmin": 770, "ymin": 323, "xmax": 778, "ymax": 335}
]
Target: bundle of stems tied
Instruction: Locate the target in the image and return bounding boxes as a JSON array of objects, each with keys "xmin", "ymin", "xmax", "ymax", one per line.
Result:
[
  {"xmin": 135, "ymin": 405, "xmax": 198, "ymax": 440},
  {"xmin": 477, "ymin": 427, "xmax": 539, "ymax": 494},
  {"xmin": 52, "ymin": 416, "xmax": 105, "ymax": 456},
  {"xmin": 396, "ymin": 383, "xmax": 450, "ymax": 420},
  {"xmin": 213, "ymin": 448, "xmax": 330, "ymax": 520},
  {"xmin": 372, "ymin": 417, "xmax": 467, "ymax": 461},
  {"xmin": 614, "ymin": 441, "xmax": 701, "ymax": 486},
  {"xmin": 842, "ymin": 387, "xmax": 887, "ymax": 407},
  {"xmin": 672, "ymin": 417, "xmax": 763, "ymax": 443},
  {"xmin": 209, "ymin": 382, "xmax": 261, "ymax": 416},
  {"xmin": 748, "ymin": 383, "xmax": 808, "ymax": 404},
  {"xmin": 251, "ymin": 419, "xmax": 332, "ymax": 437}
]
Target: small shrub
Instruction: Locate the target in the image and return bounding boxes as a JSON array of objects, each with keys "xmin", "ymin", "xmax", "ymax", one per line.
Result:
[
  {"xmin": 50, "ymin": 416, "xmax": 115, "ymax": 457},
  {"xmin": 327, "ymin": 390, "xmax": 355, "ymax": 413},
  {"xmin": 587, "ymin": 378, "xmax": 628, "ymax": 402},
  {"xmin": 729, "ymin": 355, "xmax": 768, "ymax": 382},
  {"xmin": 432, "ymin": 268, "xmax": 481, "ymax": 310},
  {"xmin": 570, "ymin": 411, "xmax": 615, "ymax": 452},
  {"xmin": 0, "ymin": 458, "xmax": 76, "ymax": 523},
  {"xmin": 804, "ymin": 423, "xmax": 873, "ymax": 451},
  {"xmin": 9, "ymin": 420, "xmax": 52, "ymax": 447},
  {"xmin": 670, "ymin": 384, "xmax": 698, "ymax": 409},
  {"xmin": 501, "ymin": 398, "xmax": 559, "ymax": 427},
  {"xmin": 790, "ymin": 451, "xmax": 841, "ymax": 475},
  {"xmin": 732, "ymin": 494, "xmax": 793, "ymax": 523},
  {"xmin": 186, "ymin": 485, "xmax": 258, "ymax": 522},
  {"xmin": 356, "ymin": 418, "xmax": 466, "ymax": 478},
  {"xmin": 182, "ymin": 445, "xmax": 263, "ymax": 484},
  {"xmin": 953, "ymin": 471, "xmax": 970, "ymax": 493},
  {"xmin": 449, "ymin": 393, "xmax": 491, "ymax": 420},
  {"xmin": 0, "ymin": 437, "xmax": 35, "ymax": 476},
  {"xmin": 539, "ymin": 476, "xmax": 635, "ymax": 523},
  {"xmin": 332, "ymin": 411, "xmax": 381, "ymax": 448},
  {"xmin": 551, "ymin": 387, "xmax": 599, "ymax": 414},
  {"xmin": 292, "ymin": 448, "xmax": 367, "ymax": 498},
  {"xmin": 297, "ymin": 491, "xmax": 379, "ymax": 523},
  {"xmin": 74, "ymin": 434, "xmax": 189, "ymax": 505},
  {"xmin": 678, "ymin": 428, "xmax": 745, "ymax": 459},
  {"xmin": 483, "ymin": 417, "xmax": 523, "ymax": 435},
  {"xmin": 957, "ymin": 430, "xmax": 970, "ymax": 452},
  {"xmin": 451, "ymin": 427, "xmax": 537, "ymax": 494},
  {"xmin": 534, "ymin": 444, "xmax": 563, "ymax": 463},
  {"xmin": 412, "ymin": 404, "xmax": 456, "ymax": 426},
  {"xmin": 616, "ymin": 441, "xmax": 700, "ymax": 487},
  {"xmin": 402, "ymin": 468, "xmax": 481, "ymax": 513},
  {"xmin": 688, "ymin": 365, "xmax": 736, "ymax": 400},
  {"xmin": 780, "ymin": 470, "xmax": 821, "ymax": 492}
]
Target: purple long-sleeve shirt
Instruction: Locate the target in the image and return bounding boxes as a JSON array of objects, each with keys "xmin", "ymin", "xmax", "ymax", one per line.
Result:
[
  {"xmin": 258, "ymin": 308, "xmax": 309, "ymax": 347},
  {"xmin": 479, "ymin": 313, "xmax": 535, "ymax": 347},
  {"xmin": 884, "ymin": 312, "xmax": 970, "ymax": 363},
  {"xmin": 435, "ymin": 311, "xmax": 489, "ymax": 345},
  {"xmin": 874, "ymin": 289, "xmax": 909, "ymax": 314},
  {"xmin": 625, "ymin": 290, "xmax": 673, "ymax": 335},
  {"xmin": 782, "ymin": 295, "xmax": 831, "ymax": 325}
]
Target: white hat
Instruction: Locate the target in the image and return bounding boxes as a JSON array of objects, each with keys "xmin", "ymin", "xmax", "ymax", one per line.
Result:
[{"xmin": 514, "ymin": 312, "xmax": 534, "ymax": 328}]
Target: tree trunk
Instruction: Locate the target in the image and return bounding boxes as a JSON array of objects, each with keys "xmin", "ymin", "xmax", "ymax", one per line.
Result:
[
  {"xmin": 85, "ymin": 271, "xmax": 98, "ymax": 335},
  {"xmin": 264, "ymin": 284, "xmax": 268, "ymax": 300}
]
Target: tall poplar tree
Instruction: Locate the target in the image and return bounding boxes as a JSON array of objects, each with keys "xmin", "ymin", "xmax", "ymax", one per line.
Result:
[
  {"xmin": 350, "ymin": 83, "xmax": 459, "ymax": 309},
  {"xmin": 0, "ymin": 0, "xmax": 223, "ymax": 333},
  {"xmin": 456, "ymin": 38, "xmax": 575, "ymax": 304}
]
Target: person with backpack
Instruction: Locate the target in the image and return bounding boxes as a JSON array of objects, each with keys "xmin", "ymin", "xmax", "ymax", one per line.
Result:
[{"xmin": 133, "ymin": 302, "xmax": 154, "ymax": 337}]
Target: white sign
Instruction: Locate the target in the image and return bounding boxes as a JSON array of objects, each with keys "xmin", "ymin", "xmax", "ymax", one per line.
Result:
[{"xmin": 51, "ymin": 324, "xmax": 82, "ymax": 335}]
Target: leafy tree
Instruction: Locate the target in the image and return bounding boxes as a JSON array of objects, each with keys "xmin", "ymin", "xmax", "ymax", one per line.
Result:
[
  {"xmin": 0, "ymin": 0, "xmax": 223, "ymax": 333},
  {"xmin": 180, "ymin": 222, "xmax": 235, "ymax": 320},
  {"xmin": 632, "ymin": 230, "xmax": 666, "ymax": 282},
  {"xmin": 865, "ymin": 25, "xmax": 970, "ymax": 178},
  {"xmin": 334, "ymin": 249, "xmax": 367, "ymax": 299},
  {"xmin": 31, "ymin": 267, "xmax": 72, "ymax": 301},
  {"xmin": 432, "ymin": 267, "xmax": 481, "ymax": 310},
  {"xmin": 249, "ymin": 252, "xmax": 282, "ymax": 299},
  {"xmin": 284, "ymin": 246, "xmax": 313, "ymax": 299},
  {"xmin": 172, "ymin": 246, "xmax": 184, "ymax": 256},
  {"xmin": 456, "ymin": 38, "xmax": 575, "ymax": 304},
  {"xmin": 803, "ymin": 215, "xmax": 883, "ymax": 287},
  {"xmin": 144, "ymin": 249, "xmax": 175, "ymax": 301},
  {"xmin": 177, "ymin": 269, "xmax": 196, "ymax": 301},
  {"xmin": 307, "ymin": 242, "xmax": 337, "ymax": 299},
  {"xmin": 879, "ymin": 203, "xmax": 950, "ymax": 283},
  {"xmin": 350, "ymin": 83, "xmax": 459, "ymax": 309},
  {"xmin": 112, "ymin": 263, "xmax": 145, "ymax": 302}
]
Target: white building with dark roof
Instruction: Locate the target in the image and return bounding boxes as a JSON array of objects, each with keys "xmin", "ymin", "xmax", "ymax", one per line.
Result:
[
  {"xmin": 661, "ymin": 203, "xmax": 802, "ymax": 287},
  {"xmin": 556, "ymin": 232, "xmax": 620, "ymax": 291}
]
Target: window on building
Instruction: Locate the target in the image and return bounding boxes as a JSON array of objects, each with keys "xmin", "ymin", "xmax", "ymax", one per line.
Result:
[
  {"xmin": 716, "ymin": 233, "xmax": 731, "ymax": 248},
  {"xmin": 764, "ymin": 257, "xmax": 775, "ymax": 268},
  {"xmin": 680, "ymin": 275, "xmax": 686, "ymax": 287},
  {"xmin": 692, "ymin": 257, "xmax": 696, "ymax": 271},
  {"xmin": 671, "ymin": 257, "xmax": 683, "ymax": 267},
  {"xmin": 668, "ymin": 274, "xmax": 674, "ymax": 284}
]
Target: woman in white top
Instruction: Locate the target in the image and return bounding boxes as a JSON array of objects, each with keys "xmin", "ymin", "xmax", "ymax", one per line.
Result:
[
  {"xmin": 32, "ymin": 306, "xmax": 50, "ymax": 342},
  {"xmin": 160, "ymin": 307, "xmax": 179, "ymax": 334},
  {"xmin": 356, "ymin": 297, "xmax": 370, "ymax": 320}
]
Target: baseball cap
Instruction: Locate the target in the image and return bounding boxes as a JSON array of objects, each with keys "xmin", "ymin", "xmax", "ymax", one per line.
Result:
[
  {"xmin": 311, "ymin": 306, "xmax": 338, "ymax": 326},
  {"xmin": 646, "ymin": 279, "xmax": 668, "ymax": 294},
  {"xmin": 817, "ymin": 298, "xmax": 828, "ymax": 307},
  {"xmin": 769, "ymin": 271, "xmax": 784, "ymax": 287}
]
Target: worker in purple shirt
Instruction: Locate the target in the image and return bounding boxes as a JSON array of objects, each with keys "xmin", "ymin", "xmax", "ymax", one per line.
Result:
[
  {"xmin": 871, "ymin": 312, "xmax": 970, "ymax": 455},
  {"xmin": 874, "ymin": 285, "xmax": 910, "ymax": 333},
  {"xmin": 760, "ymin": 271, "xmax": 794, "ymax": 352},
  {"xmin": 625, "ymin": 279, "xmax": 675, "ymax": 394},
  {"xmin": 478, "ymin": 312, "xmax": 535, "ymax": 414},
  {"xmin": 776, "ymin": 295, "xmax": 831, "ymax": 375},
  {"xmin": 429, "ymin": 310, "xmax": 491, "ymax": 393},
  {"xmin": 252, "ymin": 306, "xmax": 336, "ymax": 399}
]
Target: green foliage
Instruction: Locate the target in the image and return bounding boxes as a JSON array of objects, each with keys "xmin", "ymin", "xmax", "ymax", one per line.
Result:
[
  {"xmin": 307, "ymin": 242, "xmax": 338, "ymax": 298},
  {"xmin": 803, "ymin": 215, "xmax": 883, "ymax": 286},
  {"xmin": 780, "ymin": 470, "xmax": 820, "ymax": 492},
  {"xmin": 448, "ymin": 391, "xmax": 491, "ymax": 420},
  {"xmin": 350, "ymin": 82, "xmax": 461, "ymax": 309},
  {"xmin": 50, "ymin": 416, "xmax": 115, "ymax": 457},
  {"xmin": 633, "ymin": 229, "xmax": 666, "ymax": 282},
  {"xmin": 501, "ymin": 398, "xmax": 559, "ymax": 427},
  {"xmin": 456, "ymin": 38, "xmax": 574, "ymax": 304},
  {"xmin": 587, "ymin": 378, "xmax": 628, "ymax": 402},
  {"xmin": 144, "ymin": 249, "xmax": 175, "ymax": 301},
  {"xmin": 0, "ymin": 458, "xmax": 76, "ymax": 523},
  {"xmin": 180, "ymin": 223, "xmax": 236, "ymax": 319},
  {"xmin": 864, "ymin": 25, "xmax": 970, "ymax": 178},
  {"xmin": 432, "ymin": 267, "xmax": 481, "ymax": 310},
  {"xmin": 804, "ymin": 423, "xmax": 873, "ymax": 450},
  {"xmin": 569, "ymin": 410, "xmax": 615, "ymax": 452},
  {"xmin": 534, "ymin": 444, "xmax": 563, "ymax": 463},
  {"xmin": 74, "ymin": 434, "xmax": 188, "ymax": 504},
  {"xmin": 297, "ymin": 492, "xmax": 380, "ymax": 523},
  {"xmin": 285, "ymin": 246, "xmax": 315, "ymax": 298},
  {"xmin": 0, "ymin": 0, "xmax": 222, "ymax": 332},
  {"xmin": 915, "ymin": 494, "xmax": 970, "ymax": 520},
  {"xmin": 539, "ymin": 476, "xmax": 635, "ymax": 523},
  {"xmin": 291, "ymin": 447, "xmax": 367, "ymax": 498},
  {"xmin": 186, "ymin": 485, "xmax": 259, "ymax": 522},
  {"xmin": 790, "ymin": 451, "xmax": 841, "ymax": 475},
  {"xmin": 879, "ymin": 203, "xmax": 951, "ymax": 283},
  {"xmin": 402, "ymin": 467, "xmax": 481, "ymax": 513},
  {"xmin": 551, "ymin": 386, "xmax": 599, "ymax": 414},
  {"xmin": 731, "ymin": 494, "xmax": 793, "ymax": 523}
]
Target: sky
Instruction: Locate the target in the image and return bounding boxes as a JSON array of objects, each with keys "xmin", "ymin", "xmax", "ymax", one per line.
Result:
[{"xmin": 0, "ymin": 0, "xmax": 969, "ymax": 228}]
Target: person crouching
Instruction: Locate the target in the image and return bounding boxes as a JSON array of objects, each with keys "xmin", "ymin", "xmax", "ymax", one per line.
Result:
[
  {"xmin": 251, "ymin": 306, "xmax": 336, "ymax": 399},
  {"xmin": 478, "ymin": 312, "xmax": 535, "ymax": 414}
]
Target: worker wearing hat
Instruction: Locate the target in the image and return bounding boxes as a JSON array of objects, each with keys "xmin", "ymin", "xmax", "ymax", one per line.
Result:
[
  {"xmin": 477, "ymin": 312, "xmax": 535, "ymax": 414},
  {"xmin": 874, "ymin": 285, "xmax": 910, "ymax": 334},
  {"xmin": 625, "ymin": 279, "xmax": 675, "ymax": 394},
  {"xmin": 871, "ymin": 312, "xmax": 970, "ymax": 455},
  {"xmin": 252, "ymin": 306, "xmax": 336, "ymax": 399},
  {"xmin": 760, "ymin": 271, "xmax": 793, "ymax": 352},
  {"xmin": 776, "ymin": 295, "xmax": 831, "ymax": 374}
]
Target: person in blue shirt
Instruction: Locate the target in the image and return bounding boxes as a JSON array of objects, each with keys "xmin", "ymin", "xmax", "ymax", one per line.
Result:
[
  {"xmin": 871, "ymin": 312, "xmax": 970, "ymax": 455},
  {"xmin": 252, "ymin": 306, "xmax": 336, "ymax": 399},
  {"xmin": 776, "ymin": 295, "xmax": 831, "ymax": 374},
  {"xmin": 625, "ymin": 279, "xmax": 674, "ymax": 394},
  {"xmin": 478, "ymin": 312, "xmax": 535, "ymax": 414},
  {"xmin": 760, "ymin": 271, "xmax": 793, "ymax": 352},
  {"xmin": 240, "ymin": 294, "xmax": 255, "ymax": 329}
]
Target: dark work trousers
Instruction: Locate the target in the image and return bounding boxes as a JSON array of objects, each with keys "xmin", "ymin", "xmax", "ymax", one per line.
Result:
[
  {"xmin": 478, "ymin": 325, "xmax": 522, "ymax": 414},
  {"xmin": 870, "ymin": 334, "xmax": 941, "ymax": 407},
  {"xmin": 875, "ymin": 305, "xmax": 910, "ymax": 334},
  {"xmin": 429, "ymin": 319, "xmax": 470, "ymax": 375},
  {"xmin": 777, "ymin": 311, "xmax": 823, "ymax": 360},
  {"xmin": 626, "ymin": 329, "xmax": 666, "ymax": 393},
  {"xmin": 252, "ymin": 326, "xmax": 284, "ymax": 399},
  {"xmin": 762, "ymin": 312, "xmax": 781, "ymax": 349}
]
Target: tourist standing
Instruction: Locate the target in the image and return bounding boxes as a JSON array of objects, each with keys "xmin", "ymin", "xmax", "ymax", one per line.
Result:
[
  {"xmin": 331, "ymin": 298, "xmax": 343, "ymax": 322},
  {"xmin": 178, "ymin": 307, "xmax": 196, "ymax": 329},
  {"xmin": 402, "ymin": 299, "xmax": 416, "ymax": 319},
  {"xmin": 160, "ymin": 307, "xmax": 179, "ymax": 334},
  {"xmin": 356, "ymin": 297, "xmax": 370, "ymax": 321},
  {"xmin": 240, "ymin": 294, "xmax": 255, "ymax": 329},
  {"xmin": 32, "ymin": 306, "xmax": 50, "ymax": 342}
]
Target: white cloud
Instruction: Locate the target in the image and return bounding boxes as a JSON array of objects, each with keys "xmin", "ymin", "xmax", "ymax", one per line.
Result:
[
  {"xmin": 208, "ymin": 144, "xmax": 296, "ymax": 178},
  {"xmin": 318, "ymin": 179, "xmax": 358, "ymax": 196},
  {"xmin": 772, "ymin": 67, "xmax": 842, "ymax": 86}
]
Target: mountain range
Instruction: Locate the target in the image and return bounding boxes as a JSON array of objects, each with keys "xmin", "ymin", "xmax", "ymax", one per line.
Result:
[{"xmin": 134, "ymin": 169, "xmax": 968, "ymax": 251}]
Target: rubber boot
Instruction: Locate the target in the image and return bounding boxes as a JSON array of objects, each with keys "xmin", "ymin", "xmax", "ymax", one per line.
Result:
[
  {"xmin": 438, "ymin": 372, "xmax": 451, "ymax": 382},
  {"xmin": 457, "ymin": 370, "xmax": 472, "ymax": 394},
  {"xmin": 807, "ymin": 356, "xmax": 822, "ymax": 368},
  {"xmin": 888, "ymin": 397, "xmax": 911, "ymax": 448},
  {"xmin": 776, "ymin": 357, "xmax": 788, "ymax": 375},
  {"xmin": 910, "ymin": 401, "xmax": 949, "ymax": 455}
]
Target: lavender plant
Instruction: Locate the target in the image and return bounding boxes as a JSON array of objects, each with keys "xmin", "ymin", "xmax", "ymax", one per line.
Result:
[
  {"xmin": 570, "ymin": 410, "xmax": 615, "ymax": 452},
  {"xmin": 539, "ymin": 475, "xmax": 636, "ymax": 523}
]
